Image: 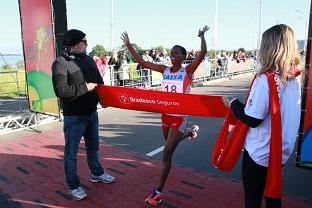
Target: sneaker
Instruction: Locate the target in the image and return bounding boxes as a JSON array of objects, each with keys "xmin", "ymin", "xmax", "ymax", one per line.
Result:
[
  {"xmin": 184, "ymin": 124, "xmax": 199, "ymax": 140},
  {"xmin": 145, "ymin": 188, "xmax": 162, "ymax": 206},
  {"xmin": 69, "ymin": 186, "xmax": 87, "ymax": 200},
  {"xmin": 90, "ymin": 172, "xmax": 115, "ymax": 183}
]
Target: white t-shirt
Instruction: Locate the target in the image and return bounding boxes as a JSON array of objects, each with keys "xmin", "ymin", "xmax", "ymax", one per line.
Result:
[{"xmin": 244, "ymin": 74, "xmax": 301, "ymax": 167}]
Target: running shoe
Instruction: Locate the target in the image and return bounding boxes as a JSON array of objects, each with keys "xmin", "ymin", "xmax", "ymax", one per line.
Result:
[
  {"xmin": 69, "ymin": 186, "xmax": 87, "ymax": 200},
  {"xmin": 145, "ymin": 188, "xmax": 162, "ymax": 206},
  {"xmin": 184, "ymin": 124, "xmax": 199, "ymax": 140},
  {"xmin": 90, "ymin": 172, "xmax": 115, "ymax": 183}
]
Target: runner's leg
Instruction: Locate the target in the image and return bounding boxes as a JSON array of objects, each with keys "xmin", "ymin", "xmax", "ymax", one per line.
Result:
[{"xmin": 157, "ymin": 128, "xmax": 183, "ymax": 192}]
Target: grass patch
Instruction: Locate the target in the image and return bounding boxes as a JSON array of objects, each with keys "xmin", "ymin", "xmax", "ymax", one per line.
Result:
[{"xmin": 0, "ymin": 68, "xmax": 27, "ymax": 98}]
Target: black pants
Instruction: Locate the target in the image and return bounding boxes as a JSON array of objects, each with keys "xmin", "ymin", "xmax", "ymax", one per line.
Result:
[{"xmin": 242, "ymin": 150, "xmax": 281, "ymax": 208}]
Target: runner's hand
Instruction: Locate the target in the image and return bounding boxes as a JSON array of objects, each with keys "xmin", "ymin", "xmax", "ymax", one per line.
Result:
[
  {"xmin": 121, "ymin": 31, "xmax": 130, "ymax": 45},
  {"xmin": 198, "ymin": 25, "xmax": 210, "ymax": 37}
]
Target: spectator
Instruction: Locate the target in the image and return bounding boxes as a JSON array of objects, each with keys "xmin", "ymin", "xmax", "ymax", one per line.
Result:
[
  {"xmin": 51, "ymin": 29, "xmax": 115, "ymax": 201},
  {"xmin": 141, "ymin": 50, "xmax": 153, "ymax": 88},
  {"xmin": 149, "ymin": 49, "xmax": 157, "ymax": 62},
  {"xmin": 117, "ymin": 52, "xmax": 129, "ymax": 86},
  {"xmin": 159, "ymin": 49, "xmax": 171, "ymax": 65},
  {"xmin": 222, "ymin": 24, "xmax": 302, "ymax": 208},
  {"xmin": 238, "ymin": 49, "xmax": 246, "ymax": 62},
  {"xmin": 186, "ymin": 49, "xmax": 196, "ymax": 60},
  {"xmin": 108, "ymin": 50, "xmax": 120, "ymax": 86},
  {"xmin": 232, "ymin": 50, "xmax": 239, "ymax": 63},
  {"xmin": 93, "ymin": 55, "xmax": 105, "ymax": 76}
]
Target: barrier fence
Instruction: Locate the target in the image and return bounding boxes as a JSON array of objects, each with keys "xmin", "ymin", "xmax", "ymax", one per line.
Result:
[
  {"xmin": 102, "ymin": 58, "xmax": 256, "ymax": 89},
  {"xmin": 0, "ymin": 59, "xmax": 255, "ymax": 134},
  {"xmin": 0, "ymin": 70, "xmax": 56, "ymax": 134}
]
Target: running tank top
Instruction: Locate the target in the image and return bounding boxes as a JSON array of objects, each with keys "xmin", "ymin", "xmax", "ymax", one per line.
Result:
[
  {"xmin": 161, "ymin": 67, "xmax": 192, "ymax": 93},
  {"xmin": 162, "ymin": 67, "xmax": 192, "ymax": 116}
]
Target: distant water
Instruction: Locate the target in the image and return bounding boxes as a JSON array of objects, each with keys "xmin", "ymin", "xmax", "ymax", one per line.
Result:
[{"xmin": 0, "ymin": 54, "xmax": 23, "ymax": 67}]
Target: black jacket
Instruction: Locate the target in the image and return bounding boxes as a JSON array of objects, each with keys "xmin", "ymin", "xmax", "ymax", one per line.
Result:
[{"xmin": 51, "ymin": 53, "xmax": 104, "ymax": 115}]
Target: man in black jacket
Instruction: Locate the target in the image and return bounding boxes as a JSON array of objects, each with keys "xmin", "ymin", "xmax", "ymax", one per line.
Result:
[{"xmin": 52, "ymin": 29, "xmax": 115, "ymax": 200}]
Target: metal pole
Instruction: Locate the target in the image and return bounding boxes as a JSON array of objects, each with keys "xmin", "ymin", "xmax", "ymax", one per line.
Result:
[
  {"xmin": 304, "ymin": 17, "xmax": 309, "ymax": 52},
  {"xmin": 294, "ymin": 9, "xmax": 309, "ymax": 52},
  {"xmin": 0, "ymin": 52, "xmax": 8, "ymax": 66},
  {"xmin": 257, "ymin": 0, "xmax": 263, "ymax": 50},
  {"xmin": 110, "ymin": 0, "xmax": 114, "ymax": 52},
  {"xmin": 252, "ymin": 7, "xmax": 257, "ymax": 52},
  {"xmin": 214, "ymin": 0, "xmax": 218, "ymax": 59}
]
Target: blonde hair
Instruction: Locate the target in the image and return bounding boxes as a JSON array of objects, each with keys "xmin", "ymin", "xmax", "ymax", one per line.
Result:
[{"xmin": 257, "ymin": 24, "xmax": 302, "ymax": 84}]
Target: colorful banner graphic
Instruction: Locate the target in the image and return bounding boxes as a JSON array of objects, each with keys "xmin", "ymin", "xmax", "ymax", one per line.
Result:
[
  {"xmin": 19, "ymin": 0, "xmax": 59, "ymax": 116},
  {"xmin": 97, "ymin": 85, "xmax": 228, "ymax": 117}
]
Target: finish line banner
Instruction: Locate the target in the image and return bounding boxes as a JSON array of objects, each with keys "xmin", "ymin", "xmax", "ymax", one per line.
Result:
[{"xmin": 97, "ymin": 85, "xmax": 228, "ymax": 118}]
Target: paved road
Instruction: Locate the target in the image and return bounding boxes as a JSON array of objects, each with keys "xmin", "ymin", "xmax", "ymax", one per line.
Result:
[{"xmin": 98, "ymin": 73, "xmax": 312, "ymax": 201}]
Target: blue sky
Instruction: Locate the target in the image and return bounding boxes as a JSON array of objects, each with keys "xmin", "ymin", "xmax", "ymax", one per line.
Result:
[{"xmin": 0, "ymin": 0, "xmax": 310, "ymax": 54}]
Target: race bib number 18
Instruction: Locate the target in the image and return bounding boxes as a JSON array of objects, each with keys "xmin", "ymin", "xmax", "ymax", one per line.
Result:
[{"xmin": 162, "ymin": 80, "xmax": 183, "ymax": 93}]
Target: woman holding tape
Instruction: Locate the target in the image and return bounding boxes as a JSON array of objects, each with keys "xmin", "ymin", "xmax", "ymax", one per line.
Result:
[{"xmin": 222, "ymin": 24, "xmax": 302, "ymax": 208}]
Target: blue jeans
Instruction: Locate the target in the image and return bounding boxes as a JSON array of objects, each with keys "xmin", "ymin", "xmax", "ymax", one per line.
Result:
[{"xmin": 63, "ymin": 112, "xmax": 104, "ymax": 189}]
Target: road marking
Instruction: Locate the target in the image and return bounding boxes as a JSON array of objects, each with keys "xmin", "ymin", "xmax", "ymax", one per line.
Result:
[{"xmin": 146, "ymin": 146, "xmax": 164, "ymax": 157}]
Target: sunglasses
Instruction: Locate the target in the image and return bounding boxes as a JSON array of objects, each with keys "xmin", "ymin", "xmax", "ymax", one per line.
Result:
[{"xmin": 80, "ymin": 39, "xmax": 87, "ymax": 44}]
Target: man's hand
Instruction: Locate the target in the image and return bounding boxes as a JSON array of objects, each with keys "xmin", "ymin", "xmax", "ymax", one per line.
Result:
[
  {"xmin": 86, "ymin": 83, "xmax": 97, "ymax": 91},
  {"xmin": 222, "ymin": 96, "xmax": 237, "ymax": 108}
]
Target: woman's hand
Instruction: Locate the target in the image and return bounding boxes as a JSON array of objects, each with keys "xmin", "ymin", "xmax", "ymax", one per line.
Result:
[
  {"xmin": 287, "ymin": 67, "xmax": 302, "ymax": 79},
  {"xmin": 222, "ymin": 96, "xmax": 237, "ymax": 108},
  {"xmin": 198, "ymin": 25, "xmax": 210, "ymax": 37}
]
